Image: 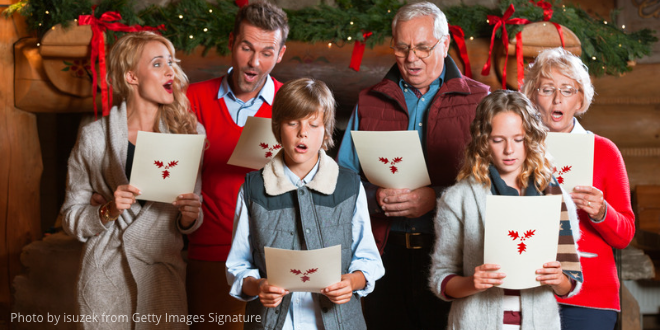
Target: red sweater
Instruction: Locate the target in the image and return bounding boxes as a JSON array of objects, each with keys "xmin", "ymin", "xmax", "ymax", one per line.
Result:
[
  {"xmin": 186, "ymin": 76, "xmax": 283, "ymax": 261},
  {"xmin": 556, "ymin": 134, "xmax": 635, "ymax": 311}
]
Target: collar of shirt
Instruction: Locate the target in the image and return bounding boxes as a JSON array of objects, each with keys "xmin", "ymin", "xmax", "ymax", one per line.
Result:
[
  {"xmin": 282, "ymin": 156, "xmax": 321, "ymax": 188},
  {"xmin": 569, "ymin": 117, "xmax": 589, "ymax": 134},
  {"xmin": 217, "ymin": 67, "xmax": 275, "ymax": 104},
  {"xmin": 398, "ymin": 66, "xmax": 446, "ymax": 98}
]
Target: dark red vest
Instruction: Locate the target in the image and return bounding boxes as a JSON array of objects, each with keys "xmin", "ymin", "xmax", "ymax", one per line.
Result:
[{"xmin": 357, "ymin": 58, "xmax": 489, "ymax": 252}]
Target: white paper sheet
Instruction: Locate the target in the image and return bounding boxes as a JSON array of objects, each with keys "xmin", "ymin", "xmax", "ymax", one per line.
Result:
[
  {"xmin": 227, "ymin": 117, "xmax": 280, "ymax": 170},
  {"xmin": 545, "ymin": 132, "xmax": 594, "ymax": 193},
  {"xmin": 129, "ymin": 131, "xmax": 205, "ymax": 203},
  {"xmin": 265, "ymin": 245, "xmax": 341, "ymax": 292},
  {"xmin": 350, "ymin": 131, "xmax": 431, "ymax": 189},
  {"xmin": 483, "ymin": 195, "xmax": 562, "ymax": 290}
]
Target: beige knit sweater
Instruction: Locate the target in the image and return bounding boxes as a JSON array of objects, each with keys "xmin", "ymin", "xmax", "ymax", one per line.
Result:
[{"xmin": 61, "ymin": 103, "xmax": 204, "ymax": 329}]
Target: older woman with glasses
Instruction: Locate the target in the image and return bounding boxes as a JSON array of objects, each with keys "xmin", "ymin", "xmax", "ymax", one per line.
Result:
[{"xmin": 521, "ymin": 47, "xmax": 635, "ymax": 330}]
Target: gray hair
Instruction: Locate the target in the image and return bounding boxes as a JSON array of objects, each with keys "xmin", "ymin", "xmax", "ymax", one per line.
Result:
[
  {"xmin": 521, "ymin": 47, "xmax": 594, "ymax": 115},
  {"xmin": 392, "ymin": 2, "xmax": 448, "ymax": 40}
]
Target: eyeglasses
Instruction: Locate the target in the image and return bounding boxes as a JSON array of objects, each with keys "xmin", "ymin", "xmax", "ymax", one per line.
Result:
[
  {"xmin": 390, "ymin": 38, "xmax": 442, "ymax": 59},
  {"xmin": 537, "ymin": 85, "xmax": 581, "ymax": 97}
]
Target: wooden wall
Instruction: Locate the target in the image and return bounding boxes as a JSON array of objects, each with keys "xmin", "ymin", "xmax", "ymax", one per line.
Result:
[{"xmin": 0, "ymin": 1, "xmax": 43, "ymax": 327}]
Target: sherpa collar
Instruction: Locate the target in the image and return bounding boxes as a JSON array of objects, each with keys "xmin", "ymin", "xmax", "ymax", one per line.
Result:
[{"xmin": 262, "ymin": 149, "xmax": 339, "ymax": 196}]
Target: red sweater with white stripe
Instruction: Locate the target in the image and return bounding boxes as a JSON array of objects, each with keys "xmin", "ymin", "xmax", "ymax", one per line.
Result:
[
  {"xmin": 556, "ymin": 134, "xmax": 635, "ymax": 311},
  {"xmin": 186, "ymin": 76, "xmax": 283, "ymax": 261}
]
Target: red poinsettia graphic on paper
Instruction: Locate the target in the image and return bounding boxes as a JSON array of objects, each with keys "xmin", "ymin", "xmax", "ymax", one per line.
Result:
[
  {"xmin": 552, "ymin": 165, "xmax": 573, "ymax": 185},
  {"xmin": 290, "ymin": 268, "xmax": 319, "ymax": 283},
  {"xmin": 259, "ymin": 142, "xmax": 282, "ymax": 159},
  {"xmin": 508, "ymin": 229, "xmax": 536, "ymax": 254},
  {"xmin": 378, "ymin": 157, "xmax": 404, "ymax": 174},
  {"xmin": 154, "ymin": 160, "xmax": 179, "ymax": 179}
]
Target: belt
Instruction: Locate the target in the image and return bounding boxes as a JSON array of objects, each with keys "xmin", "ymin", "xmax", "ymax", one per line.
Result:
[{"xmin": 387, "ymin": 232, "xmax": 435, "ymax": 250}]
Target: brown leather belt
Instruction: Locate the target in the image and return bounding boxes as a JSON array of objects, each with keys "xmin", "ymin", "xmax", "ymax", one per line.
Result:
[{"xmin": 388, "ymin": 232, "xmax": 435, "ymax": 250}]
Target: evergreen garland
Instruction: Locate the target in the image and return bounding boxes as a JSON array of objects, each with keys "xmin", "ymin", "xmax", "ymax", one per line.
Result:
[{"xmin": 4, "ymin": 0, "xmax": 656, "ymax": 77}]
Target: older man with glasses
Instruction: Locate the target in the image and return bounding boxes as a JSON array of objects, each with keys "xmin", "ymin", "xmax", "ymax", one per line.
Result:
[{"xmin": 336, "ymin": 2, "xmax": 489, "ymax": 329}]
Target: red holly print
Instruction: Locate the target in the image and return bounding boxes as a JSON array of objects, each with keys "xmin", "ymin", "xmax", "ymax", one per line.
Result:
[
  {"xmin": 507, "ymin": 229, "xmax": 536, "ymax": 254},
  {"xmin": 259, "ymin": 143, "xmax": 282, "ymax": 159},
  {"xmin": 154, "ymin": 160, "xmax": 179, "ymax": 179},
  {"xmin": 379, "ymin": 156, "xmax": 404, "ymax": 174},
  {"xmin": 552, "ymin": 165, "xmax": 572, "ymax": 186},
  {"xmin": 290, "ymin": 268, "xmax": 319, "ymax": 283}
]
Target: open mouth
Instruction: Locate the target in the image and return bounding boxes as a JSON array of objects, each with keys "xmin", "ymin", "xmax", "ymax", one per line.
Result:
[
  {"xmin": 296, "ymin": 144, "xmax": 308, "ymax": 151},
  {"xmin": 244, "ymin": 71, "xmax": 258, "ymax": 82},
  {"xmin": 163, "ymin": 80, "xmax": 173, "ymax": 93},
  {"xmin": 552, "ymin": 110, "xmax": 564, "ymax": 120}
]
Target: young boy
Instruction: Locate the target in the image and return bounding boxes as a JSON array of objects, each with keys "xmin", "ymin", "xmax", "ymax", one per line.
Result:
[{"xmin": 225, "ymin": 78, "xmax": 384, "ymax": 330}]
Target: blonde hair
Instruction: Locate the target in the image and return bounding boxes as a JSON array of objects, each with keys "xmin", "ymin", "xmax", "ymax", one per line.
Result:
[
  {"xmin": 521, "ymin": 47, "xmax": 594, "ymax": 115},
  {"xmin": 271, "ymin": 78, "xmax": 336, "ymax": 150},
  {"xmin": 457, "ymin": 90, "xmax": 553, "ymax": 191},
  {"xmin": 107, "ymin": 31, "xmax": 197, "ymax": 134}
]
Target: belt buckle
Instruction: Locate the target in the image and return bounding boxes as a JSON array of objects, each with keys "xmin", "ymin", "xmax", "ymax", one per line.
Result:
[{"xmin": 405, "ymin": 232, "xmax": 422, "ymax": 250}]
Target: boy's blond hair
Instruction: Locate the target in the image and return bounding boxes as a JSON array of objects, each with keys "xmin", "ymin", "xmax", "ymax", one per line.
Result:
[{"xmin": 272, "ymin": 78, "xmax": 336, "ymax": 150}]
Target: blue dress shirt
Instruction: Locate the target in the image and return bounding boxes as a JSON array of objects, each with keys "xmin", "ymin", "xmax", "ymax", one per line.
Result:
[{"xmin": 226, "ymin": 157, "xmax": 385, "ymax": 330}]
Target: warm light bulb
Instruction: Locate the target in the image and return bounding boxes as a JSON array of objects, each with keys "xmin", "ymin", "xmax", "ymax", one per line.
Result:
[
  {"xmin": 204, "ymin": 28, "xmax": 208, "ymax": 32},
  {"xmin": 189, "ymin": 35, "xmax": 194, "ymax": 39},
  {"xmin": 592, "ymin": 56, "xmax": 597, "ymax": 60},
  {"xmin": 179, "ymin": 15, "xmax": 183, "ymax": 19},
  {"xmin": 209, "ymin": 9, "xmax": 213, "ymax": 13},
  {"xmin": 45, "ymin": 10, "xmax": 49, "ymax": 14},
  {"xmin": 469, "ymin": 36, "xmax": 474, "ymax": 40},
  {"xmin": 347, "ymin": 36, "xmax": 352, "ymax": 41},
  {"xmin": 604, "ymin": 21, "xmax": 608, "ymax": 25},
  {"xmin": 622, "ymin": 25, "xmax": 626, "ymax": 29},
  {"xmin": 350, "ymin": 21, "xmax": 354, "ymax": 25},
  {"xmin": 328, "ymin": 43, "xmax": 332, "ymax": 47}
]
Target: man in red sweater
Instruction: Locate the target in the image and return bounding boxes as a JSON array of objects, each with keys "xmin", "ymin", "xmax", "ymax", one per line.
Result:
[{"xmin": 185, "ymin": 2, "xmax": 288, "ymax": 329}]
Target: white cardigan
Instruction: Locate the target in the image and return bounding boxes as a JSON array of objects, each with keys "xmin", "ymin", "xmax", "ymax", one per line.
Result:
[{"xmin": 429, "ymin": 178, "xmax": 581, "ymax": 330}]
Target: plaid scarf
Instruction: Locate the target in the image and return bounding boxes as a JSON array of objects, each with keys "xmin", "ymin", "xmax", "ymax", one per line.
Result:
[{"xmin": 489, "ymin": 166, "xmax": 583, "ymax": 283}]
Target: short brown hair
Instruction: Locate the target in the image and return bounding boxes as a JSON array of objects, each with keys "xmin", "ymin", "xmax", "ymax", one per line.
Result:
[
  {"xmin": 233, "ymin": 1, "xmax": 289, "ymax": 49},
  {"xmin": 272, "ymin": 78, "xmax": 336, "ymax": 150}
]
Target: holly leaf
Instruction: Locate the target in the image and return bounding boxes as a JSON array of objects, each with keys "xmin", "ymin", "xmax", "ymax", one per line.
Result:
[
  {"xmin": 517, "ymin": 242, "xmax": 527, "ymax": 254},
  {"xmin": 259, "ymin": 142, "xmax": 269, "ymax": 149},
  {"xmin": 305, "ymin": 268, "xmax": 318, "ymax": 275},
  {"xmin": 523, "ymin": 229, "xmax": 536, "ymax": 239},
  {"xmin": 162, "ymin": 170, "xmax": 170, "ymax": 179},
  {"xmin": 290, "ymin": 269, "xmax": 301, "ymax": 275},
  {"xmin": 507, "ymin": 230, "xmax": 519, "ymax": 240},
  {"xmin": 390, "ymin": 165, "xmax": 398, "ymax": 174},
  {"xmin": 168, "ymin": 160, "xmax": 179, "ymax": 168},
  {"xmin": 561, "ymin": 165, "xmax": 572, "ymax": 173},
  {"xmin": 557, "ymin": 176, "xmax": 564, "ymax": 184},
  {"xmin": 265, "ymin": 151, "xmax": 273, "ymax": 158},
  {"xmin": 301, "ymin": 275, "xmax": 310, "ymax": 283},
  {"xmin": 392, "ymin": 157, "xmax": 403, "ymax": 164},
  {"xmin": 154, "ymin": 160, "xmax": 164, "ymax": 168},
  {"xmin": 552, "ymin": 166, "xmax": 557, "ymax": 174},
  {"xmin": 378, "ymin": 157, "xmax": 389, "ymax": 164},
  {"xmin": 272, "ymin": 144, "xmax": 282, "ymax": 150}
]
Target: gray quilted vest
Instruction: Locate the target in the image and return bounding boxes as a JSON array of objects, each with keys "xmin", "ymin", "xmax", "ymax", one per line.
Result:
[{"xmin": 242, "ymin": 166, "xmax": 367, "ymax": 330}]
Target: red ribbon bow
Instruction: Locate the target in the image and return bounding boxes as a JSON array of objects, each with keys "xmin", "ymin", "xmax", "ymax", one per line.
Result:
[
  {"xmin": 349, "ymin": 32, "xmax": 373, "ymax": 72},
  {"xmin": 448, "ymin": 25, "xmax": 472, "ymax": 78},
  {"xmin": 530, "ymin": 0, "xmax": 565, "ymax": 48},
  {"xmin": 481, "ymin": 4, "xmax": 530, "ymax": 89},
  {"xmin": 78, "ymin": 8, "xmax": 165, "ymax": 118}
]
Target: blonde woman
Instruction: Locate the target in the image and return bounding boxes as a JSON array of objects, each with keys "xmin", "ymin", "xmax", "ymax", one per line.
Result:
[
  {"xmin": 522, "ymin": 47, "xmax": 635, "ymax": 330},
  {"xmin": 429, "ymin": 90, "xmax": 582, "ymax": 329},
  {"xmin": 61, "ymin": 31, "xmax": 204, "ymax": 329}
]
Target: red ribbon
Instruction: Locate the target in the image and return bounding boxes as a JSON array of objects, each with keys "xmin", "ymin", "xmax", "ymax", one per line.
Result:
[
  {"xmin": 481, "ymin": 4, "xmax": 530, "ymax": 89},
  {"xmin": 530, "ymin": 0, "xmax": 565, "ymax": 47},
  {"xmin": 78, "ymin": 8, "xmax": 165, "ymax": 118},
  {"xmin": 448, "ymin": 25, "xmax": 471, "ymax": 78},
  {"xmin": 349, "ymin": 32, "xmax": 373, "ymax": 72},
  {"xmin": 235, "ymin": 0, "xmax": 248, "ymax": 8}
]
